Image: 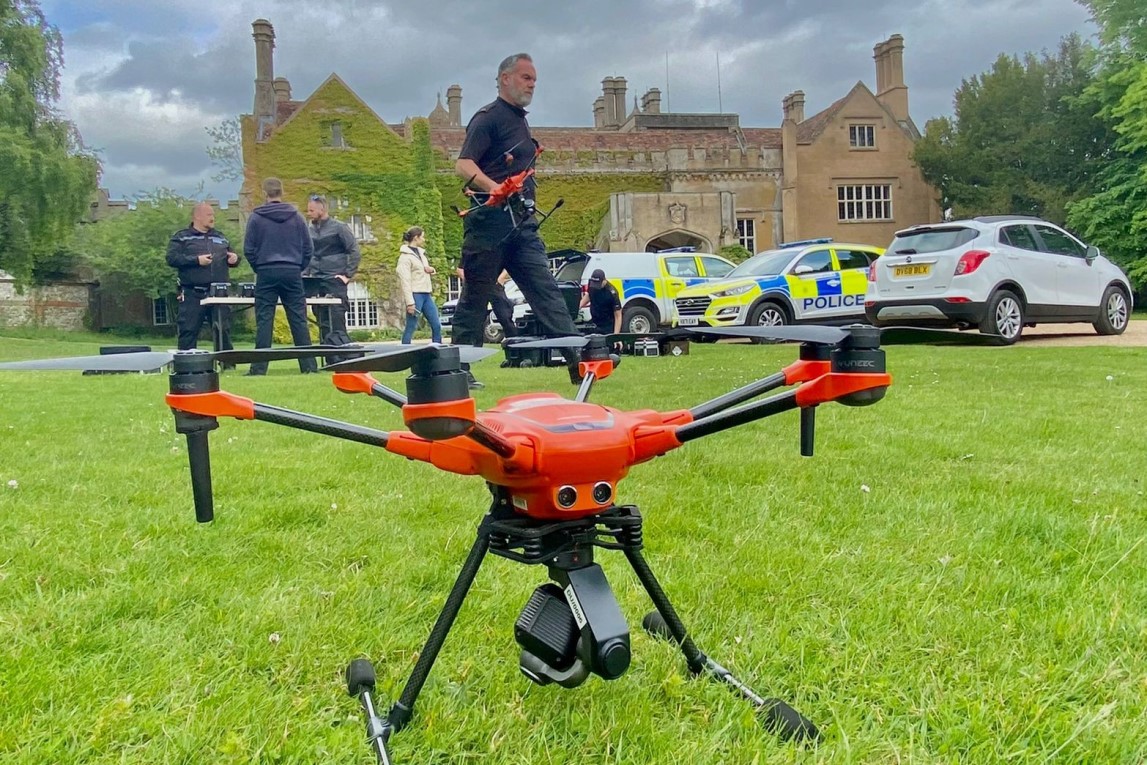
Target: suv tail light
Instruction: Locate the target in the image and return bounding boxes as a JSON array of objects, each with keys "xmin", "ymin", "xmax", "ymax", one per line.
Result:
[
  {"xmin": 954, "ymin": 250, "xmax": 990, "ymax": 276},
  {"xmin": 867, "ymin": 262, "xmax": 877, "ymax": 282}
]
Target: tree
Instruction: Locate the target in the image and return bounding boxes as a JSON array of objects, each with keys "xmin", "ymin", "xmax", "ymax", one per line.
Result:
[
  {"xmin": 0, "ymin": 0, "xmax": 99, "ymax": 283},
  {"xmin": 1078, "ymin": 0, "xmax": 1147, "ymax": 54},
  {"xmin": 912, "ymin": 35, "xmax": 1112, "ymax": 223},
  {"xmin": 75, "ymin": 189, "xmax": 246, "ymax": 300},
  {"xmin": 205, "ymin": 118, "xmax": 243, "ymax": 183},
  {"xmin": 1064, "ymin": 1, "xmax": 1147, "ymax": 290}
]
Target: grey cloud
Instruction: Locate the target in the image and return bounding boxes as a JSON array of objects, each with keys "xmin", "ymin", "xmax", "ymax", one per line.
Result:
[{"xmin": 52, "ymin": 0, "xmax": 1095, "ymax": 200}]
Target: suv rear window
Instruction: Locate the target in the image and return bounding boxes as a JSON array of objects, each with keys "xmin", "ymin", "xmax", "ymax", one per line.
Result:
[
  {"xmin": 890, "ymin": 227, "xmax": 978, "ymax": 254},
  {"xmin": 555, "ymin": 259, "xmax": 588, "ymax": 282}
]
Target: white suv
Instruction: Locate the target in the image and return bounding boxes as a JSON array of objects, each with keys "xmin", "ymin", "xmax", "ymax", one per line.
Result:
[{"xmin": 865, "ymin": 216, "xmax": 1133, "ymax": 343}]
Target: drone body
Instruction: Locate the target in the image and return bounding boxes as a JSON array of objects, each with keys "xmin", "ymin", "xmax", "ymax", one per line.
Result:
[{"xmin": 389, "ymin": 392, "xmax": 691, "ymax": 519}]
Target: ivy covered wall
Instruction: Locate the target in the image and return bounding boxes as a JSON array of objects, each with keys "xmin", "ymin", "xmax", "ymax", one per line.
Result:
[{"xmin": 242, "ymin": 76, "xmax": 447, "ymax": 324}]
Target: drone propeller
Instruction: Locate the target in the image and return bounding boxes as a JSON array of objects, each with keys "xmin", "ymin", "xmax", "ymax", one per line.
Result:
[
  {"xmin": 509, "ymin": 332, "xmax": 659, "ymax": 351},
  {"xmin": 693, "ymin": 325, "xmax": 1007, "ymax": 346},
  {"xmin": 323, "ymin": 344, "xmax": 499, "ymax": 373},
  {"xmin": 510, "ymin": 335, "xmax": 592, "ymax": 350},
  {"xmin": 0, "ymin": 351, "xmax": 180, "ymax": 372},
  {"xmin": 0, "ymin": 345, "xmax": 365, "ymax": 372}
]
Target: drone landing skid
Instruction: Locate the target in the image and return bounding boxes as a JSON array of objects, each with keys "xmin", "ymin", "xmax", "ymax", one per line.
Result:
[{"xmin": 346, "ymin": 491, "xmax": 820, "ymax": 763}]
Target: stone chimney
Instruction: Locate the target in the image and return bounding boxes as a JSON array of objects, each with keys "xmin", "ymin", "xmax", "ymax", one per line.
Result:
[
  {"xmin": 874, "ymin": 34, "xmax": 909, "ymax": 123},
  {"xmin": 446, "ymin": 84, "xmax": 462, "ymax": 126},
  {"xmin": 252, "ymin": 19, "xmax": 275, "ymax": 134},
  {"xmin": 272, "ymin": 77, "xmax": 291, "ymax": 103},
  {"xmin": 640, "ymin": 87, "xmax": 662, "ymax": 115},
  {"xmin": 602, "ymin": 78, "xmax": 618, "ymax": 128},
  {"xmin": 613, "ymin": 76, "xmax": 628, "ymax": 122},
  {"xmin": 593, "ymin": 96, "xmax": 606, "ymax": 128},
  {"xmin": 782, "ymin": 90, "xmax": 805, "ymax": 124}
]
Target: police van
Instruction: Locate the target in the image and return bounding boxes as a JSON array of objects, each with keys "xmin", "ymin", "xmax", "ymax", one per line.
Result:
[
  {"xmin": 518, "ymin": 248, "xmax": 737, "ymax": 334},
  {"xmin": 672, "ymin": 239, "xmax": 883, "ymax": 332}
]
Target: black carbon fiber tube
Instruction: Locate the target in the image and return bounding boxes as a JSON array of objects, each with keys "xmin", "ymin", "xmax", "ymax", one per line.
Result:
[
  {"xmin": 689, "ymin": 371, "xmax": 788, "ymax": 420},
  {"xmin": 253, "ymin": 404, "xmax": 389, "ymax": 447},
  {"xmin": 624, "ymin": 547, "xmax": 707, "ymax": 673},
  {"xmin": 389, "ymin": 529, "xmax": 491, "ymax": 732},
  {"xmin": 676, "ymin": 389, "xmax": 799, "ymax": 443},
  {"xmin": 186, "ymin": 431, "xmax": 214, "ymax": 523}
]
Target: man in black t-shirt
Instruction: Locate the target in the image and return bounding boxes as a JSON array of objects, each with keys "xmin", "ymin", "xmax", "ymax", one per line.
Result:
[
  {"xmin": 451, "ymin": 52, "xmax": 580, "ymax": 388},
  {"xmin": 581, "ymin": 268, "xmax": 622, "ymax": 335}
]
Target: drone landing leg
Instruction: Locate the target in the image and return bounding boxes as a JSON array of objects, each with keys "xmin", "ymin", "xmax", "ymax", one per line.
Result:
[
  {"xmin": 624, "ymin": 547, "xmax": 822, "ymax": 743},
  {"xmin": 347, "ymin": 512, "xmax": 495, "ymax": 763}
]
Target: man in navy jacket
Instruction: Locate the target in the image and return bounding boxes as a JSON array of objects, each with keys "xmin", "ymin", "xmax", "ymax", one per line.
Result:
[{"xmin": 243, "ymin": 177, "xmax": 317, "ymax": 374}]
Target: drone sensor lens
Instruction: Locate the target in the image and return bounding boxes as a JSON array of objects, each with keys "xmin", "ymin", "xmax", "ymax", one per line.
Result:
[
  {"xmin": 556, "ymin": 486, "xmax": 577, "ymax": 508},
  {"xmin": 592, "ymin": 482, "xmax": 613, "ymax": 505}
]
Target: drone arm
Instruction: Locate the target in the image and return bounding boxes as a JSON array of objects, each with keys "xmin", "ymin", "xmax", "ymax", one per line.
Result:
[
  {"xmin": 167, "ymin": 391, "xmax": 390, "ymax": 447},
  {"xmin": 332, "ymin": 372, "xmax": 407, "ymax": 409},
  {"xmin": 676, "ymin": 370, "xmax": 892, "ymax": 444},
  {"xmin": 688, "ymin": 371, "xmax": 788, "ymax": 419},
  {"xmin": 674, "ymin": 390, "xmax": 799, "ymax": 443},
  {"xmin": 253, "ymin": 404, "xmax": 390, "ymax": 447},
  {"xmin": 468, "ymin": 420, "xmax": 518, "ymax": 458},
  {"xmin": 783, "ymin": 358, "xmax": 833, "ymax": 385},
  {"xmin": 794, "ymin": 372, "xmax": 891, "ymax": 408},
  {"xmin": 384, "ymin": 431, "xmax": 535, "ymax": 476}
]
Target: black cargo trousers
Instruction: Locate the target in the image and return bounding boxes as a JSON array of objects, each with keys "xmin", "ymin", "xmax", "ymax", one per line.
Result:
[{"xmin": 451, "ymin": 208, "xmax": 578, "ymax": 351}]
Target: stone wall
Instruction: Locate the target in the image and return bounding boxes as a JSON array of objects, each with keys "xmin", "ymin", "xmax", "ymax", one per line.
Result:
[{"xmin": 0, "ymin": 278, "xmax": 93, "ymax": 330}]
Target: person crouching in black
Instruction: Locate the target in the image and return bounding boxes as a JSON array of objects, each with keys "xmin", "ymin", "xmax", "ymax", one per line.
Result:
[
  {"xmin": 581, "ymin": 268, "xmax": 622, "ymax": 335},
  {"xmin": 166, "ymin": 202, "xmax": 240, "ymax": 350}
]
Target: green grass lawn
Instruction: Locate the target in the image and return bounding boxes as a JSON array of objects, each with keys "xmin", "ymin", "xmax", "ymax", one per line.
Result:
[{"xmin": 0, "ymin": 331, "xmax": 1144, "ymax": 763}]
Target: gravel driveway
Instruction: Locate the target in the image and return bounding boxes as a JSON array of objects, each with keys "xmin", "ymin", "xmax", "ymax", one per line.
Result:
[{"xmin": 1019, "ymin": 320, "xmax": 1146, "ymax": 347}]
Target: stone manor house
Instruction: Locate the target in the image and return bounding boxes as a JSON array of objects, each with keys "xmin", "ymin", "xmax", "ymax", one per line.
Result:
[{"xmin": 237, "ymin": 19, "xmax": 938, "ymax": 331}]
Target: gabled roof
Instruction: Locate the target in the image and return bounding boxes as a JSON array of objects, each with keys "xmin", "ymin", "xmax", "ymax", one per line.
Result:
[
  {"xmin": 796, "ymin": 81, "xmax": 919, "ymax": 144},
  {"xmin": 273, "ymin": 73, "xmax": 398, "ymax": 137}
]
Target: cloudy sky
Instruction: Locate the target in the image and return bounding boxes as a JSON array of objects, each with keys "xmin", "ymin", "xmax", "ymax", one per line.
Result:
[{"xmin": 42, "ymin": 0, "xmax": 1095, "ymax": 204}]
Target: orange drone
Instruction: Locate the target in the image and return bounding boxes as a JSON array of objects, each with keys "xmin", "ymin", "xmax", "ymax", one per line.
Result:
[{"xmin": 0, "ymin": 324, "xmax": 999, "ymax": 764}]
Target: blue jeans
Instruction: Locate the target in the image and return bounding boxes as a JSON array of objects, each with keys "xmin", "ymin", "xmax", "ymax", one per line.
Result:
[{"xmin": 402, "ymin": 292, "xmax": 442, "ymax": 344}]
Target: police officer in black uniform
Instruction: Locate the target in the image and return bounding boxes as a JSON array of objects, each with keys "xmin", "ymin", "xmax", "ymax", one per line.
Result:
[
  {"xmin": 166, "ymin": 202, "xmax": 240, "ymax": 350},
  {"xmin": 581, "ymin": 268, "xmax": 622, "ymax": 335},
  {"xmin": 452, "ymin": 52, "xmax": 580, "ymax": 388}
]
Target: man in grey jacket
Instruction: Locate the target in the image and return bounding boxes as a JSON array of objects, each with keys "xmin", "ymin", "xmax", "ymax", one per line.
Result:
[
  {"xmin": 305, "ymin": 194, "xmax": 361, "ymax": 346},
  {"xmin": 243, "ymin": 177, "xmax": 317, "ymax": 375}
]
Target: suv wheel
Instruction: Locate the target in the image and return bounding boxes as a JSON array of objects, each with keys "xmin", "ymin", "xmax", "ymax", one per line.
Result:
[
  {"xmin": 748, "ymin": 301, "xmax": 788, "ymax": 344},
  {"xmin": 622, "ymin": 305, "xmax": 657, "ymax": 334},
  {"xmin": 1093, "ymin": 286, "xmax": 1129, "ymax": 335},
  {"xmin": 980, "ymin": 289, "xmax": 1024, "ymax": 344},
  {"xmin": 483, "ymin": 316, "xmax": 505, "ymax": 344}
]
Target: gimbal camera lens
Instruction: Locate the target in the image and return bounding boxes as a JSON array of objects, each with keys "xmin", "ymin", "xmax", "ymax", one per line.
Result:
[
  {"xmin": 592, "ymin": 481, "xmax": 613, "ymax": 505},
  {"xmin": 556, "ymin": 485, "xmax": 578, "ymax": 509}
]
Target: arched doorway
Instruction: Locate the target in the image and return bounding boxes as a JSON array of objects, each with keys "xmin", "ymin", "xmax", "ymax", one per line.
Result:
[{"xmin": 644, "ymin": 229, "xmax": 711, "ymax": 252}]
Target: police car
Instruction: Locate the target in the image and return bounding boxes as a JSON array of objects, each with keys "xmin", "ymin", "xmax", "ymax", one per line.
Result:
[
  {"xmin": 517, "ymin": 248, "xmax": 737, "ymax": 334},
  {"xmin": 673, "ymin": 239, "xmax": 883, "ymax": 333}
]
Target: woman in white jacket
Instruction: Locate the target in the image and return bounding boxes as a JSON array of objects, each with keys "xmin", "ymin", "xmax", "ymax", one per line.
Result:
[{"xmin": 397, "ymin": 227, "xmax": 443, "ymax": 344}]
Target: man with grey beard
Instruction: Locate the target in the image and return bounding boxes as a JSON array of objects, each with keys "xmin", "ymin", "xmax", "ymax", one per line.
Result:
[{"xmin": 451, "ymin": 53, "xmax": 580, "ymax": 389}]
